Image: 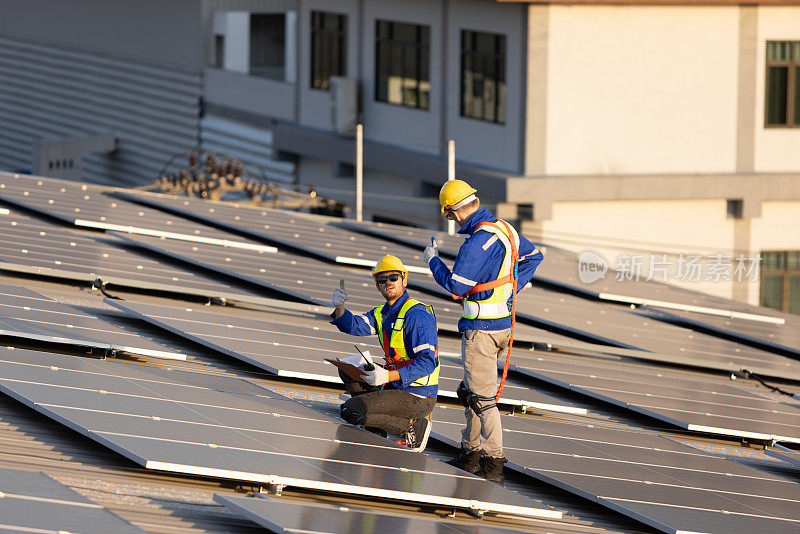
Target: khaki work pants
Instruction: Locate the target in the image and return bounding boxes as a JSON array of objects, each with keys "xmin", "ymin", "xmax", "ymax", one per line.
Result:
[{"xmin": 460, "ymin": 328, "xmax": 512, "ymax": 458}]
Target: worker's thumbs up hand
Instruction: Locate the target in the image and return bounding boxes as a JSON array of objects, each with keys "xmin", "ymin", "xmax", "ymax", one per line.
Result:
[
  {"xmin": 424, "ymin": 236, "xmax": 439, "ymax": 264},
  {"xmin": 332, "ymin": 279, "xmax": 349, "ymax": 308}
]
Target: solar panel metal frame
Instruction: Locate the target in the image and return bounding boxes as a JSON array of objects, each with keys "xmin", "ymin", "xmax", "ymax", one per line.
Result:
[
  {"xmin": 107, "ymin": 298, "xmax": 587, "ymax": 415},
  {"xmin": 214, "ymin": 494, "xmax": 530, "ymax": 534},
  {"xmin": 0, "ymin": 347, "xmax": 562, "ymax": 521},
  {"xmin": 0, "ymin": 466, "xmax": 147, "ymax": 534}
]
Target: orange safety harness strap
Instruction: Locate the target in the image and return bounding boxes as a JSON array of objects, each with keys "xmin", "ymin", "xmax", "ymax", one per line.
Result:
[{"xmin": 449, "ymin": 219, "xmax": 519, "ymax": 403}]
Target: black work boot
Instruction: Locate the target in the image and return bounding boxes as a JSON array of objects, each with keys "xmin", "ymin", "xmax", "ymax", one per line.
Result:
[
  {"xmin": 446, "ymin": 446, "xmax": 482, "ymax": 474},
  {"xmin": 480, "ymin": 455, "xmax": 508, "ymax": 486}
]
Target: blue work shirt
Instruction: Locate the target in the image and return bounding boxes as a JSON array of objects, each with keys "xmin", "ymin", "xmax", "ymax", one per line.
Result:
[
  {"xmin": 428, "ymin": 207, "xmax": 543, "ymax": 332},
  {"xmin": 330, "ymin": 291, "xmax": 439, "ymax": 399}
]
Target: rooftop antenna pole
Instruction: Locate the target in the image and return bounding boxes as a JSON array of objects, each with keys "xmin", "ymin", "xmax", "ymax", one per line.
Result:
[
  {"xmin": 355, "ymin": 123, "xmax": 363, "ymax": 222},
  {"xmin": 447, "ymin": 139, "xmax": 455, "ymax": 235}
]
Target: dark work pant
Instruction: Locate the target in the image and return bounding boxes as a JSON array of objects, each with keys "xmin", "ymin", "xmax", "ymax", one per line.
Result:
[{"xmin": 339, "ymin": 369, "xmax": 436, "ymax": 436}]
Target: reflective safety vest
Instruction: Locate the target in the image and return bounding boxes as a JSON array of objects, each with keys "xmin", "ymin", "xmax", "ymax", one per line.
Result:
[
  {"xmin": 457, "ymin": 219, "xmax": 520, "ymax": 320},
  {"xmin": 373, "ymin": 298, "xmax": 440, "ymax": 388}
]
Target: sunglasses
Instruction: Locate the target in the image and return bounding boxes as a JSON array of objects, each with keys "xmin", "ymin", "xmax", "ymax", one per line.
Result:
[{"xmin": 376, "ymin": 273, "xmax": 403, "ymax": 285}]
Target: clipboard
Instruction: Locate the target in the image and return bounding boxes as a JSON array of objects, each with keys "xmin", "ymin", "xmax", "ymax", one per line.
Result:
[
  {"xmin": 325, "ymin": 358, "xmax": 369, "ymax": 381},
  {"xmin": 324, "ymin": 350, "xmax": 375, "ymax": 382}
]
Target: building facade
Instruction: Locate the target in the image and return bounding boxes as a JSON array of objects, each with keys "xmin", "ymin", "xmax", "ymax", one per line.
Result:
[{"xmin": 0, "ymin": 0, "xmax": 799, "ymax": 311}]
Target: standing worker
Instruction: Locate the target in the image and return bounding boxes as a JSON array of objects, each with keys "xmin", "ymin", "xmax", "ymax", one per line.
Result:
[
  {"xmin": 424, "ymin": 179, "xmax": 543, "ymax": 485},
  {"xmin": 330, "ymin": 254, "xmax": 439, "ymax": 452}
]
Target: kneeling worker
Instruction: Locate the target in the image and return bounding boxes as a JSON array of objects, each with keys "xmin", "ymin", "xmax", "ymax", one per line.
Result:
[{"xmin": 330, "ymin": 254, "xmax": 439, "ymax": 452}]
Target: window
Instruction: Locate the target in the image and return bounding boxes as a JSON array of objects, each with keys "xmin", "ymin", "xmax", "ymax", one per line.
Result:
[
  {"xmin": 250, "ymin": 14, "xmax": 286, "ymax": 80},
  {"xmin": 375, "ymin": 20, "xmax": 430, "ymax": 110},
  {"xmin": 765, "ymin": 41, "xmax": 800, "ymax": 127},
  {"xmin": 311, "ymin": 11, "xmax": 347, "ymax": 90},
  {"xmin": 461, "ymin": 30, "xmax": 506, "ymax": 124},
  {"xmin": 761, "ymin": 251, "xmax": 800, "ymax": 315},
  {"xmin": 214, "ymin": 35, "xmax": 224, "ymax": 68}
]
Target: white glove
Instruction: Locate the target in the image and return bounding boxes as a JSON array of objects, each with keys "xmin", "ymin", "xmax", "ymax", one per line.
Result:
[
  {"xmin": 362, "ymin": 365, "xmax": 389, "ymax": 386},
  {"xmin": 424, "ymin": 236, "xmax": 439, "ymax": 264},
  {"xmin": 332, "ymin": 279, "xmax": 349, "ymax": 308}
]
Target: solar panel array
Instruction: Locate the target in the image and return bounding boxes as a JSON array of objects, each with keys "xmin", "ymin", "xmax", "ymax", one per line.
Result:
[
  {"xmin": 339, "ymin": 218, "xmax": 787, "ymax": 324},
  {"xmin": 111, "ymin": 230, "xmax": 580, "ymax": 346},
  {"xmin": 431, "ymin": 404, "xmax": 800, "ymax": 533},
  {"xmin": 0, "ymin": 173, "xmax": 277, "ymax": 252},
  {"xmin": 0, "ymin": 282, "xmax": 184, "ymax": 360},
  {"xmin": 0, "ymin": 207, "xmax": 273, "ymax": 301},
  {"xmin": 108, "ymin": 299, "xmax": 587, "ymax": 415},
  {"xmin": 511, "ymin": 351, "xmax": 800, "ymax": 443},
  {"xmin": 0, "ymin": 466, "xmax": 147, "ymax": 534},
  {"xmin": 0, "ymin": 347, "xmax": 561, "ymax": 520},
  {"xmin": 113, "ymin": 190, "xmax": 433, "ymax": 273},
  {"xmin": 411, "ymin": 275, "xmax": 800, "ymax": 381},
  {"xmin": 214, "ymin": 494, "xmax": 528, "ymax": 534},
  {"xmin": 1, "ymin": 174, "xmax": 799, "ymax": 534}
]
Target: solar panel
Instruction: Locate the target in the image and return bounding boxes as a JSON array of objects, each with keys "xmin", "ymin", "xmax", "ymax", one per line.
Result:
[
  {"xmin": 336, "ymin": 219, "xmax": 785, "ymax": 324},
  {"xmin": 511, "ymin": 351, "xmax": 800, "ymax": 443},
  {"xmin": 111, "ymin": 231, "xmax": 580, "ymax": 346},
  {"xmin": 765, "ymin": 444, "xmax": 800, "ymax": 468},
  {"xmin": 214, "ymin": 494, "xmax": 530, "ymax": 534},
  {"xmin": 430, "ymin": 405, "xmax": 800, "ymax": 533},
  {"xmin": 410, "ymin": 276, "xmax": 800, "ymax": 381},
  {"xmin": 638, "ymin": 306, "xmax": 800, "ymax": 359},
  {"xmin": 107, "ymin": 299, "xmax": 586, "ymax": 415},
  {"xmin": 0, "ymin": 173, "xmax": 277, "ymax": 252},
  {"xmin": 113, "ymin": 190, "xmax": 433, "ymax": 273},
  {"xmin": 0, "ymin": 347, "xmax": 562, "ymax": 520},
  {"xmin": 0, "ymin": 208, "xmax": 324, "ymax": 313},
  {"xmin": 0, "ymin": 282, "xmax": 184, "ymax": 360},
  {"xmin": 0, "ymin": 466, "xmax": 146, "ymax": 534}
]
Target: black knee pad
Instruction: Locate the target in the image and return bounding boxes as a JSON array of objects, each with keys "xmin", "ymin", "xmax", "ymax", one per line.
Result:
[
  {"xmin": 457, "ymin": 381, "xmax": 497, "ymax": 415},
  {"xmin": 340, "ymin": 398, "xmax": 367, "ymax": 426}
]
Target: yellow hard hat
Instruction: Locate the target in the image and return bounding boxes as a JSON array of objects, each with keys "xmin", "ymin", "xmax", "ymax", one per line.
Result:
[
  {"xmin": 372, "ymin": 254, "xmax": 408, "ymax": 280},
  {"xmin": 439, "ymin": 179, "xmax": 478, "ymax": 214}
]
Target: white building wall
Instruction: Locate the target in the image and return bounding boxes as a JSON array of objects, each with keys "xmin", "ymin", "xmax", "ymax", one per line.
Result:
[
  {"xmin": 545, "ymin": 6, "xmax": 739, "ymax": 176},
  {"xmin": 529, "ymin": 199, "xmax": 739, "ymax": 299},
  {"xmin": 754, "ymin": 8, "xmax": 800, "ymax": 172}
]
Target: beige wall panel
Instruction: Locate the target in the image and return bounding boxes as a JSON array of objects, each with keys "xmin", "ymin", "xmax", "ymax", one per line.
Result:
[
  {"xmin": 545, "ymin": 6, "xmax": 739, "ymax": 175},
  {"xmin": 445, "ymin": 0, "xmax": 525, "ymax": 172},
  {"xmin": 531, "ymin": 199, "xmax": 737, "ymax": 299},
  {"xmin": 754, "ymin": 8, "xmax": 800, "ymax": 172},
  {"xmin": 750, "ymin": 201, "xmax": 800, "ymax": 251}
]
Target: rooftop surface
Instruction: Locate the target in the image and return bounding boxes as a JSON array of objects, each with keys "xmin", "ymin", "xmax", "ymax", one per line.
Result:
[{"xmin": 0, "ymin": 171, "xmax": 798, "ymax": 534}]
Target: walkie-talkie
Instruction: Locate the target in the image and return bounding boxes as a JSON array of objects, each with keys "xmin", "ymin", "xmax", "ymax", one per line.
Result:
[{"xmin": 355, "ymin": 345, "xmax": 374, "ymax": 370}]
